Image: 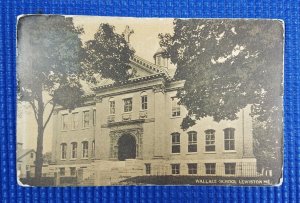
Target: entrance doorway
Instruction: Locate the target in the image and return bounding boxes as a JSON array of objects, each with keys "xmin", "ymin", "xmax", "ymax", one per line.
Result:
[{"xmin": 118, "ymin": 134, "xmax": 136, "ymax": 161}]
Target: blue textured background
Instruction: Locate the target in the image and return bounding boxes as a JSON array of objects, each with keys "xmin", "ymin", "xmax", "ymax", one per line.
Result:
[{"xmin": 0, "ymin": 1, "xmax": 299, "ymax": 202}]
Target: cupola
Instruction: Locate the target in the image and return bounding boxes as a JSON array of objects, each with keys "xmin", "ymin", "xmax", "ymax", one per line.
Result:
[{"xmin": 153, "ymin": 47, "xmax": 169, "ymax": 68}]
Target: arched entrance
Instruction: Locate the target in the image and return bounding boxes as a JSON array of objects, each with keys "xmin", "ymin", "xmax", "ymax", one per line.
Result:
[{"xmin": 117, "ymin": 134, "xmax": 136, "ymax": 161}]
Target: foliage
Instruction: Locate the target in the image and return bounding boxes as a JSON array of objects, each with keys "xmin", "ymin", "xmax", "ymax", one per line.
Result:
[
  {"xmin": 18, "ymin": 15, "xmax": 85, "ymax": 178},
  {"xmin": 159, "ymin": 19, "xmax": 283, "ymax": 130},
  {"xmin": 18, "ymin": 15, "xmax": 85, "ymax": 109},
  {"xmin": 17, "ymin": 16, "xmax": 135, "ymax": 178},
  {"xmin": 83, "ymin": 23, "xmax": 135, "ymax": 83}
]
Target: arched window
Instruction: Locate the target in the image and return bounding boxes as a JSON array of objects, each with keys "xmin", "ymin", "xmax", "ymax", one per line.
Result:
[
  {"xmin": 71, "ymin": 142, "xmax": 77, "ymax": 159},
  {"xmin": 171, "ymin": 132, "xmax": 180, "ymax": 153},
  {"xmin": 60, "ymin": 143, "xmax": 67, "ymax": 160},
  {"xmin": 109, "ymin": 98, "xmax": 115, "ymax": 114},
  {"xmin": 187, "ymin": 131, "xmax": 197, "ymax": 152},
  {"xmin": 224, "ymin": 128, "xmax": 235, "ymax": 150},
  {"xmin": 82, "ymin": 141, "xmax": 89, "ymax": 158},
  {"xmin": 205, "ymin": 129, "xmax": 216, "ymax": 152},
  {"xmin": 141, "ymin": 92, "xmax": 148, "ymax": 110}
]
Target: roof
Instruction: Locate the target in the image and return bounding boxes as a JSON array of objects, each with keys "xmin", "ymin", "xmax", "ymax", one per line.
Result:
[
  {"xmin": 153, "ymin": 47, "xmax": 167, "ymax": 57},
  {"xmin": 17, "ymin": 148, "xmax": 35, "ymax": 162},
  {"xmin": 90, "ymin": 54, "xmax": 174, "ymax": 92}
]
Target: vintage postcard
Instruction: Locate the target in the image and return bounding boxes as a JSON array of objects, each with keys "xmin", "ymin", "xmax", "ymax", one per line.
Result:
[{"xmin": 17, "ymin": 15, "xmax": 283, "ymax": 186}]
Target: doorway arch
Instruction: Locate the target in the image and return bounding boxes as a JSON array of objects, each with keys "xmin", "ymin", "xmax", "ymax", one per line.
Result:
[{"xmin": 117, "ymin": 134, "xmax": 136, "ymax": 161}]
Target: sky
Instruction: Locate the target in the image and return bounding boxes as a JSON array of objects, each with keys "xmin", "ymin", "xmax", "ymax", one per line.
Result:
[{"xmin": 17, "ymin": 16, "xmax": 174, "ymax": 152}]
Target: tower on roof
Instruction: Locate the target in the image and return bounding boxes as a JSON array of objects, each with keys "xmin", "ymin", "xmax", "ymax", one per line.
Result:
[{"xmin": 153, "ymin": 47, "xmax": 169, "ymax": 68}]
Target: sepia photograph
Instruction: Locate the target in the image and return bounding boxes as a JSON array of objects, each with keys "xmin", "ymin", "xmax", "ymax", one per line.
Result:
[{"xmin": 17, "ymin": 15, "xmax": 283, "ymax": 186}]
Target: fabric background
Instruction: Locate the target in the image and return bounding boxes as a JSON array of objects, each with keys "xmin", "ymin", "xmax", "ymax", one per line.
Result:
[{"xmin": 0, "ymin": 1, "xmax": 299, "ymax": 202}]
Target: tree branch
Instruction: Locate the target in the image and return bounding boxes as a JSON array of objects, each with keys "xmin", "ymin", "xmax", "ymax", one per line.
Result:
[
  {"xmin": 29, "ymin": 100, "xmax": 38, "ymax": 122},
  {"xmin": 43, "ymin": 103, "xmax": 56, "ymax": 130},
  {"xmin": 44, "ymin": 98, "xmax": 53, "ymax": 109}
]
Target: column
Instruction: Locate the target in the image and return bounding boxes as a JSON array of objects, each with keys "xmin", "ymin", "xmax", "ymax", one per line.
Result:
[{"xmin": 153, "ymin": 83, "xmax": 166, "ymax": 158}]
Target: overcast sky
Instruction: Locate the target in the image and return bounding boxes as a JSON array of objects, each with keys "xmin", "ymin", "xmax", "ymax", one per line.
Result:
[{"xmin": 17, "ymin": 16, "xmax": 174, "ymax": 152}]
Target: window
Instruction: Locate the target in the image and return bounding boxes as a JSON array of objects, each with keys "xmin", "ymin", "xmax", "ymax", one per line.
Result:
[
  {"xmin": 124, "ymin": 98, "xmax": 132, "ymax": 112},
  {"xmin": 61, "ymin": 143, "xmax": 67, "ymax": 160},
  {"xmin": 171, "ymin": 164, "xmax": 180, "ymax": 174},
  {"xmin": 188, "ymin": 163, "xmax": 197, "ymax": 174},
  {"xmin": 59, "ymin": 168, "xmax": 65, "ymax": 176},
  {"xmin": 71, "ymin": 142, "xmax": 77, "ymax": 159},
  {"xmin": 171, "ymin": 98, "xmax": 180, "ymax": 117},
  {"xmin": 83, "ymin": 111, "xmax": 89, "ymax": 128},
  {"xmin": 93, "ymin": 109, "xmax": 96, "ymax": 126},
  {"xmin": 30, "ymin": 152, "xmax": 34, "ymax": 158},
  {"xmin": 62, "ymin": 114, "xmax": 68, "ymax": 130},
  {"xmin": 72, "ymin": 112, "xmax": 79, "ymax": 129},
  {"xmin": 205, "ymin": 129, "xmax": 216, "ymax": 152},
  {"xmin": 224, "ymin": 128, "xmax": 235, "ymax": 150},
  {"xmin": 188, "ymin": 131, "xmax": 197, "ymax": 152},
  {"xmin": 26, "ymin": 165, "xmax": 30, "ymax": 171},
  {"xmin": 205, "ymin": 163, "xmax": 216, "ymax": 174},
  {"xmin": 70, "ymin": 167, "xmax": 76, "ymax": 176},
  {"xmin": 141, "ymin": 92, "xmax": 148, "ymax": 110},
  {"xmin": 109, "ymin": 98, "xmax": 115, "ymax": 114},
  {"xmin": 92, "ymin": 140, "xmax": 95, "ymax": 158},
  {"xmin": 82, "ymin": 141, "xmax": 89, "ymax": 158},
  {"xmin": 171, "ymin": 133, "xmax": 180, "ymax": 153},
  {"xmin": 145, "ymin": 163, "xmax": 151, "ymax": 175},
  {"xmin": 225, "ymin": 163, "xmax": 236, "ymax": 175}
]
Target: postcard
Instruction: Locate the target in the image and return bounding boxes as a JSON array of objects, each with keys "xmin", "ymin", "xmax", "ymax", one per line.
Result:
[{"xmin": 17, "ymin": 15, "xmax": 283, "ymax": 186}]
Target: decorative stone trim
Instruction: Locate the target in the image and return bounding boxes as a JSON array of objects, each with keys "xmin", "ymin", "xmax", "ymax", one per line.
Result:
[
  {"xmin": 153, "ymin": 84, "xmax": 165, "ymax": 93},
  {"xmin": 139, "ymin": 111, "xmax": 147, "ymax": 119},
  {"xmin": 94, "ymin": 95, "xmax": 103, "ymax": 103},
  {"xmin": 109, "ymin": 128, "xmax": 143, "ymax": 159},
  {"xmin": 122, "ymin": 113, "xmax": 132, "ymax": 121},
  {"xmin": 107, "ymin": 115, "xmax": 115, "ymax": 123}
]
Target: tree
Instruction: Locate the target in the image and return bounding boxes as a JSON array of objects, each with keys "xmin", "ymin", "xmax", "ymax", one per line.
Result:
[
  {"xmin": 18, "ymin": 16, "xmax": 135, "ymax": 179},
  {"xmin": 159, "ymin": 19, "xmax": 283, "ymax": 178},
  {"xmin": 159, "ymin": 19, "xmax": 283, "ymax": 129},
  {"xmin": 83, "ymin": 23, "xmax": 135, "ymax": 84},
  {"xmin": 18, "ymin": 15, "xmax": 85, "ymax": 178}
]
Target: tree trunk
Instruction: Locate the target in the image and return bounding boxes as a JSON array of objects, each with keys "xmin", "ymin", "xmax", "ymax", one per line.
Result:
[{"xmin": 34, "ymin": 96, "xmax": 44, "ymax": 179}]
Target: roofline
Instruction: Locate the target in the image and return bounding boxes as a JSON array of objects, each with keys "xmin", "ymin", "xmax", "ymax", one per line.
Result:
[
  {"xmin": 17, "ymin": 149, "xmax": 35, "ymax": 161},
  {"xmin": 92, "ymin": 72, "xmax": 171, "ymax": 92}
]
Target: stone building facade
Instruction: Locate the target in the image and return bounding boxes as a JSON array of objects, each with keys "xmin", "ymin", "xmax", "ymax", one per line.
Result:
[{"xmin": 49, "ymin": 48, "xmax": 257, "ymax": 185}]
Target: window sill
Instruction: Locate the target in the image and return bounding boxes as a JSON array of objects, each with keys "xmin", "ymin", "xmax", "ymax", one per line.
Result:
[
  {"xmin": 204, "ymin": 151, "xmax": 217, "ymax": 154},
  {"xmin": 60, "ymin": 159, "xmax": 66, "ymax": 161},
  {"xmin": 170, "ymin": 153, "xmax": 181, "ymax": 155},
  {"xmin": 170, "ymin": 116, "xmax": 181, "ymax": 119},
  {"xmin": 70, "ymin": 158, "xmax": 77, "ymax": 161},
  {"xmin": 186, "ymin": 152, "xmax": 198, "ymax": 154},
  {"xmin": 81, "ymin": 157, "xmax": 89, "ymax": 160},
  {"xmin": 223, "ymin": 150, "xmax": 237, "ymax": 153},
  {"xmin": 71, "ymin": 128, "xmax": 78, "ymax": 131}
]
